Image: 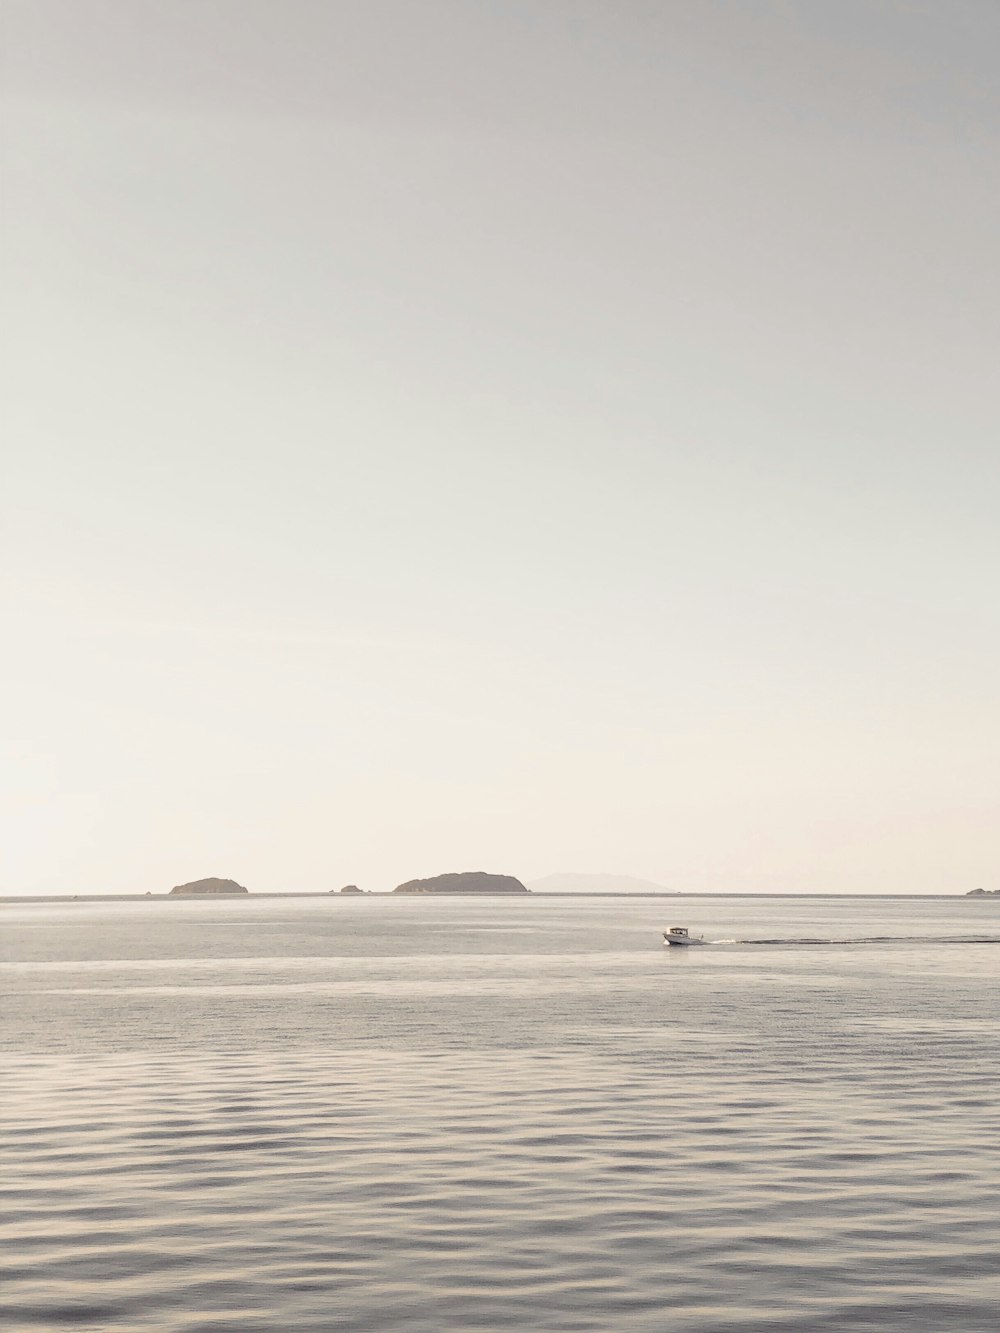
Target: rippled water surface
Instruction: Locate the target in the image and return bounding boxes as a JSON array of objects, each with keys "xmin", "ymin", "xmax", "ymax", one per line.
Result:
[{"xmin": 2, "ymin": 894, "xmax": 998, "ymax": 1331}]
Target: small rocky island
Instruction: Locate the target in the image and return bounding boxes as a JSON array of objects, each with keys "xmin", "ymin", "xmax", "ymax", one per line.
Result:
[
  {"xmin": 393, "ymin": 871, "xmax": 529, "ymax": 894},
  {"xmin": 169, "ymin": 878, "xmax": 249, "ymax": 896},
  {"xmin": 966, "ymin": 888, "xmax": 999, "ymax": 896}
]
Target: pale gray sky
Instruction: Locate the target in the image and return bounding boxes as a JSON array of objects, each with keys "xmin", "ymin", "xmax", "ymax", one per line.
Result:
[{"xmin": 3, "ymin": 1, "xmax": 998, "ymax": 895}]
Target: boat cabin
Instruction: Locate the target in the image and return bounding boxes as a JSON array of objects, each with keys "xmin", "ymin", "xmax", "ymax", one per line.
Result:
[{"xmin": 667, "ymin": 927, "xmax": 689, "ymax": 936}]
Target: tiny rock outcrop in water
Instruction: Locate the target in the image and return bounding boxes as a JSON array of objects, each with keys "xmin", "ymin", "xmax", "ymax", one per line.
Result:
[
  {"xmin": 337, "ymin": 885, "xmax": 363, "ymax": 894},
  {"xmin": 169, "ymin": 878, "xmax": 249, "ymax": 895},
  {"xmin": 393, "ymin": 871, "xmax": 529, "ymax": 894}
]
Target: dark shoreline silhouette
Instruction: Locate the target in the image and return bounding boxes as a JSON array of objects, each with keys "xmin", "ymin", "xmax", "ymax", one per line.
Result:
[
  {"xmin": 2, "ymin": 891, "xmax": 978, "ymax": 904},
  {"xmin": 169, "ymin": 878, "xmax": 249, "ymax": 896},
  {"xmin": 393, "ymin": 871, "xmax": 529, "ymax": 894}
]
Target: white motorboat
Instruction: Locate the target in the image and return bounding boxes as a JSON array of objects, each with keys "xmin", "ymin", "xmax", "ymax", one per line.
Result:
[{"xmin": 663, "ymin": 926, "xmax": 705, "ymax": 947}]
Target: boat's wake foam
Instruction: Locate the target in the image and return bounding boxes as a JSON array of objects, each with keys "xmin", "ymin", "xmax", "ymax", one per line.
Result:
[{"xmin": 714, "ymin": 935, "xmax": 1000, "ymax": 947}]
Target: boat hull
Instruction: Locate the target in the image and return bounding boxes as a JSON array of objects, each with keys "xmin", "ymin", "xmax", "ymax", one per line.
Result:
[{"xmin": 663, "ymin": 932, "xmax": 705, "ymax": 947}]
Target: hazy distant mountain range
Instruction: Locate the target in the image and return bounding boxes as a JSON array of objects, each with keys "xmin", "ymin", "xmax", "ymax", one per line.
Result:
[{"xmin": 527, "ymin": 873, "xmax": 676, "ymax": 895}]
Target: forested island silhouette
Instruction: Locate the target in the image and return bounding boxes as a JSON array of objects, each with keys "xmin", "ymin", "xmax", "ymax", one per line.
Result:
[{"xmin": 166, "ymin": 872, "xmax": 529, "ymax": 896}]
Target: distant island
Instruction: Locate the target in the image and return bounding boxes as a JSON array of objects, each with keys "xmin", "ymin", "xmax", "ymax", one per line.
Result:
[
  {"xmin": 336, "ymin": 885, "xmax": 364, "ymax": 894},
  {"xmin": 966, "ymin": 888, "xmax": 999, "ymax": 896},
  {"xmin": 393, "ymin": 871, "xmax": 529, "ymax": 894},
  {"xmin": 169, "ymin": 878, "xmax": 249, "ymax": 896},
  {"xmin": 529, "ymin": 872, "xmax": 676, "ymax": 894}
]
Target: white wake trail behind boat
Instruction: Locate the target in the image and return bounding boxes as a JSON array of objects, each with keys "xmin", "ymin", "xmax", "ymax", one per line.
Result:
[{"xmin": 718, "ymin": 935, "xmax": 1000, "ymax": 947}]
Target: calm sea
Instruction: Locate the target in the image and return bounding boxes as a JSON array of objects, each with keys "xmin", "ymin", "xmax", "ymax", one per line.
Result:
[{"xmin": 2, "ymin": 894, "xmax": 998, "ymax": 1332}]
